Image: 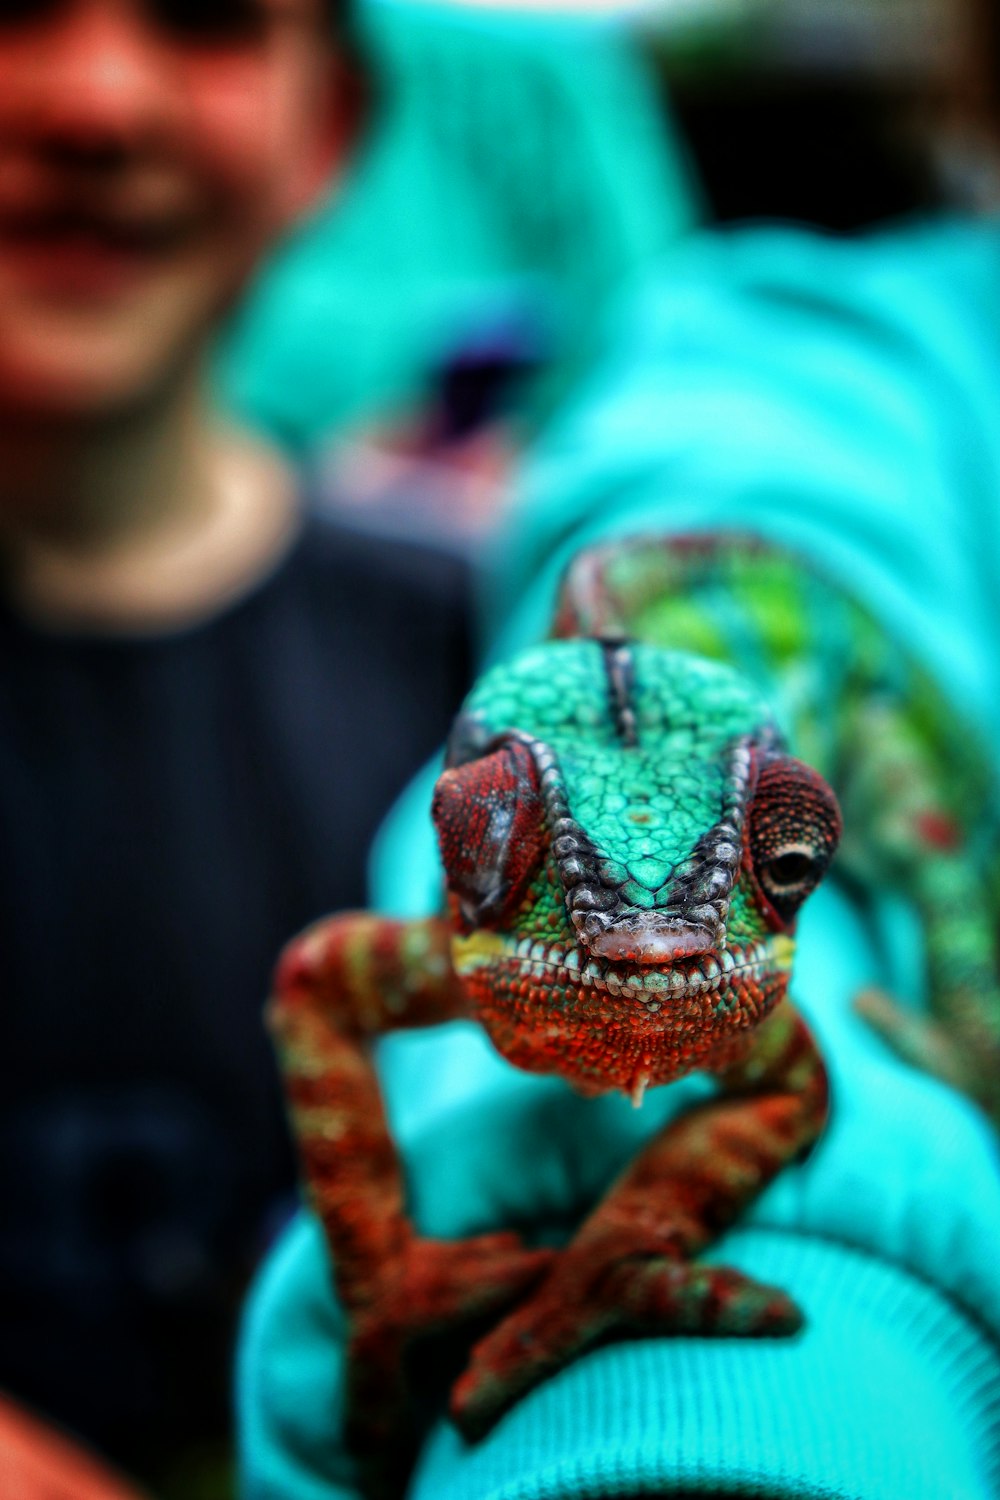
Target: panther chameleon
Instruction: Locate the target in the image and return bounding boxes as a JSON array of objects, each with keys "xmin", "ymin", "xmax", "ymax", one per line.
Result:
[{"xmin": 269, "ymin": 534, "xmax": 1000, "ymax": 1499}]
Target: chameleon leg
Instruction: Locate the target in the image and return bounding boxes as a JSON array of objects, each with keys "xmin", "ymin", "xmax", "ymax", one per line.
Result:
[
  {"xmin": 269, "ymin": 914, "xmax": 555, "ymax": 1497},
  {"xmin": 854, "ymin": 854, "xmax": 1000, "ymax": 1127},
  {"xmin": 838, "ymin": 702, "xmax": 1000, "ymax": 1129},
  {"xmin": 451, "ymin": 1002, "xmax": 827, "ymax": 1440}
]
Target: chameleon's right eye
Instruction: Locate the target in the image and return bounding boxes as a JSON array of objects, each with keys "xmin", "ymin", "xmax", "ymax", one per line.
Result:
[
  {"xmin": 432, "ymin": 741, "xmax": 545, "ymax": 930},
  {"xmin": 747, "ymin": 756, "xmax": 842, "ymax": 926}
]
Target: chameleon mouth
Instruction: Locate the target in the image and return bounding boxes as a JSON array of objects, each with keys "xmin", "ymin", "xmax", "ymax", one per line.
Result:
[{"xmin": 453, "ymin": 932, "xmax": 795, "ymax": 1015}]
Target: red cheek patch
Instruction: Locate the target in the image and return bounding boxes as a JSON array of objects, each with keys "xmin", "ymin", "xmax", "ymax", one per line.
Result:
[{"xmin": 432, "ymin": 740, "xmax": 546, "ymax": 927}]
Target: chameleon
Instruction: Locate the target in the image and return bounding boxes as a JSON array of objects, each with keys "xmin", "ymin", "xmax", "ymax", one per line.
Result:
[
  {"xmin": 556, "ymin": 534, "xmax": 1000, "ymax": 1125},
  {"xmin": 269, "ymin": 533, "xmax": 1000, "ymax": 1499}
]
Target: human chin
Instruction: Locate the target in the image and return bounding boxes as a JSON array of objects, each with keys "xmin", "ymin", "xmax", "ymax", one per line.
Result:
[
  {"xmin": 0, "ymin": 296, "xmax": 207, "ymax": 422},
  {"xmin": 0, "ymin": 216, "xmax": 244, "ymax": 412}
]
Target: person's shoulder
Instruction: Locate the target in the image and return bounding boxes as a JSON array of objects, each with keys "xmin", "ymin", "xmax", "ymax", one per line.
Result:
[
  {"xmin": 624, "ymin": 215, "xmax": 1000, "ymax": 351},
  {"xmin": 490, "ymin": 215, "xmax": 1000, "ymax": 690}
]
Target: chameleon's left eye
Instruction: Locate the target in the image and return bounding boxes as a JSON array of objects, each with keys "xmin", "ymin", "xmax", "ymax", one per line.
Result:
[
  {"xmin": 748, "ymin": 757, "xmax": 842, "ymax": 925},
  {"xmin": 432, "ymin": 740, "xmax": 546, "ymax": 930}
]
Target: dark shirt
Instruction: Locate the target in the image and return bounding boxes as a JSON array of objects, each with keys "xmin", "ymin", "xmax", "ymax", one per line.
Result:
[{"xmin": 0, "ymin": 509, "xmax": 472, "ymax": 1475}]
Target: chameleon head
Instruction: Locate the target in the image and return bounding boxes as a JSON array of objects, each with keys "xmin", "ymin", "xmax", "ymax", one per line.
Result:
[{"xmin": 432, "ymin": 640, "xmax": 841, "ymax": 1102}]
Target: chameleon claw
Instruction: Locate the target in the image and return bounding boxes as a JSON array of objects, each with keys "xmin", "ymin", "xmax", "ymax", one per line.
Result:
[
  {"xmin": 344, "ymin": 1233, "xmax": 556, "ymax": 1493},
  {"xmin": 450, "ymin": 1255, "xmax": 802, "ymax": 1442},
  {"xmin": 272, "ymin": 635, "xmax": 841, "ymax": 1484}
]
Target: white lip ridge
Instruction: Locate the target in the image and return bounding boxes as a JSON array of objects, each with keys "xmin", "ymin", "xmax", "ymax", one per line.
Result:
[{"xmin": 454, "ymin": 931, "xmax": 796, "ymax": 1012}]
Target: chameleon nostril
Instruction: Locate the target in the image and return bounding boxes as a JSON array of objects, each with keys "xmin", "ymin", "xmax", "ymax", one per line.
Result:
[{"xmin": 587, "ymin": 919, "xmax": 716, "ymax": 966}]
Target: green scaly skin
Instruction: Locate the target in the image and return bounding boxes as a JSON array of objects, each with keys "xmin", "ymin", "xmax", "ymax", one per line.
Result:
[
  {"xmin": 270, "ymin": 537, "xmax": 857, "ymax": 1500},
  {"xmin": 441, "ymin": 640, "xmax": 829, "ymax": 1100},
  {"xmin": 558, "ymin": 534, "xmax": 1000, "ymax": 1125}
]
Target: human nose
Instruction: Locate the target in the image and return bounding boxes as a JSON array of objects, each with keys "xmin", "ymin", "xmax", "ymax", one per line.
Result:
[{"xmin": 19, "ymin": 1, "xmax": 179, "ymax": 153}]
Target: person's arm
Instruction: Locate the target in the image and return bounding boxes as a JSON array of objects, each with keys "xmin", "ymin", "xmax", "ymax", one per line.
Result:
[{"xmin": 240, "ymin": 221, "xmax": 1000, "ymax": 1500}]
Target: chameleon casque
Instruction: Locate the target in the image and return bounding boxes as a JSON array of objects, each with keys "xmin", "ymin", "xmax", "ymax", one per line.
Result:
[{"xmin": 270, "ymin": 535, "xmax": 1000, "ymax": 1498}]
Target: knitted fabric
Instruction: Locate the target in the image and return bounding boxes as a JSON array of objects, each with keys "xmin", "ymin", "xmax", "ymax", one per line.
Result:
[
  {"xmin": 218, "ymin": 0, "xmax": 696, "ymax": 451},
  {"xmin": 239, "ymin": 216, "xmax": 1000, "ymax": 1497}
]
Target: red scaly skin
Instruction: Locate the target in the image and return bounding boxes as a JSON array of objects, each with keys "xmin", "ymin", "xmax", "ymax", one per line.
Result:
[
  {"xmin": 270, "ymin": 635, "xmax": 839, "ymax": 1499},
  {"xmin": 269, "ymin": 915, "xmax": 557, "ymax": 1498},
  {"xmin": 271, "ymin": 908, "xmax": 828, "ymax": 1492},
  {"xmin": 451, "ymin": 1000, "xmax": 827, "ymax": 1437}
]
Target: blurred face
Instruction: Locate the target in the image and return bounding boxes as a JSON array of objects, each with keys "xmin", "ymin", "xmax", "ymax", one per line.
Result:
[{"xmin": 0, "ymin": 0, "xmax": 345, "ymax": 420}]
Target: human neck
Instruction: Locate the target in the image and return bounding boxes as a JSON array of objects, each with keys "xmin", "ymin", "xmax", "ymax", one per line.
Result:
[{"xmin": 0, "ymin": 363, "xmax": 300, "ymax": 632}]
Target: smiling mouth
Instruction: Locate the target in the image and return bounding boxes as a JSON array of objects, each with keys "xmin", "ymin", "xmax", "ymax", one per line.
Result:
[
  {"xmin": 0, "ymin": 211, "xmax": 196, "ymax": 294},
  {"xmin": 453, "ymin": 932, "xmax": 795, "ymax": 1014}
]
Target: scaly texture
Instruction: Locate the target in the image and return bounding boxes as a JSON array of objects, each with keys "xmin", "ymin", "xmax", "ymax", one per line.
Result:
[
  {"xmin": 556, "ymin": 535, "xmax": 1000, "ymax": 1125},
  {"xmin": 269, "ymin": 542, "xmax": 860, "ymax": 1498}
]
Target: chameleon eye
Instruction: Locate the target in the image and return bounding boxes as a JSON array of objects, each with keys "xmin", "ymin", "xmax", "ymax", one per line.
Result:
[
  {"xmin": 432, "ymin": 740, "xmax": 546, "ymax": 930},
  {"xmin": 748, "ymin": 757, "xmax": 842, "ymax": 925}
]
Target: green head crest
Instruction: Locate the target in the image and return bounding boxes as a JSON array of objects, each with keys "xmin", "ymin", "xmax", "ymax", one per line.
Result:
[{"xmin": 432, "ymin": 640, "xmax": 841, "ymax": 1096}]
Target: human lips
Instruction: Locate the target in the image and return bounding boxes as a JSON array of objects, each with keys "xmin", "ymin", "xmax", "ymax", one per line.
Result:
[{"xmin": 0, "ymin": 201, "xmax": 199, "ymax": 298}]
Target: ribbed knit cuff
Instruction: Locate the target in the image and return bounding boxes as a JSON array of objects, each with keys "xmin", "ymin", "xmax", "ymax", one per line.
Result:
[{"xmin": 408, "ymin": 1229, "xmax": 1000, "ymax": 1500}]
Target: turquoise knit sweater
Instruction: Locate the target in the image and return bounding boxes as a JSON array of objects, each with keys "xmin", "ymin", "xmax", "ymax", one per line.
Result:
[{"xmin": 239, "ymin": 218, "xmax": 1000, "ymax": 1499}]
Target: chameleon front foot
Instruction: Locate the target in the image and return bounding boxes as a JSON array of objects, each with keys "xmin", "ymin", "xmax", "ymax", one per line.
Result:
[
  {"xmin": 344, "ymin": 1233, "xmax": 556, "ymax": 1497},
  {"xmin": 450, "ymin": 1252, "xmax": 801, "ymax": 1442}
]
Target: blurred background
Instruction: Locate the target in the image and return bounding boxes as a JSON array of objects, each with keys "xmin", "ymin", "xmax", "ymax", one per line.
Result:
[
  {"xmin": 220, "ymin": 0, "xmax": 995, "ymax": 541},
  {"xmin": 3, "ymin": 0, "xmax": 997, "ymax": 1497}
]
